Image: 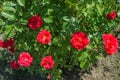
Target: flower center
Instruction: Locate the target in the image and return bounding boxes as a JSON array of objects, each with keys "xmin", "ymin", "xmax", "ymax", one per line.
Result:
[{"xmin": 42, "ymin": 36, "xmax": 46, "ymax": 40}]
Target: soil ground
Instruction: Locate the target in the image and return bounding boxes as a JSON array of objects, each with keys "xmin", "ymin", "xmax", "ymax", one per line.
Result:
[{"xmin": 81, "ymin": 52, "xmax": 120, "ymax": 80}]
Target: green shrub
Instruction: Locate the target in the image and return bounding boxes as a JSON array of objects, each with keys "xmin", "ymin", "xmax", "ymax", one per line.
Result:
[{"xmin": 0, "ymin": 0, "xmax": 119, "ymax": 79}]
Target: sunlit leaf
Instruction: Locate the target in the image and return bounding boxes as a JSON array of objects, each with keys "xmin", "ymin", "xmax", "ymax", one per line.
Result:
[
  {"xmin": 1, "ymin": 12, "xmax": 15, "ymax": 20},
  {"xmin": 80, "ymin": 60, "xmax": 90, "ymax": 70},
  {"xmin": 17, "ymin": 0, "xmax": 25, "ymax": 6},
  {"xmin": 96, "ymin": 4, "xmax": 104, "ymax": 16},
  {"xmin": 78, "ymin": 51, "xmax": 88, "ymax": 61},
  {"xmin": 44, "ymin": 16, "xmax": 53, "ymax": 23},
  {"xmin": 3, "ymin": 7, "xmax": 16, "ymax": 12},
  {"xmin": 3, "ymin": 1, "xmax": 16, "ymax": 7}
]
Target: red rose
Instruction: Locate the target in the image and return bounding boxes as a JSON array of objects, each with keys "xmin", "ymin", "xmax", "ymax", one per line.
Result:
[
  {"xmin": 17, "ymin": 52, "xmax": 33, "ymax": 67},
  {"xmin": 10, "ymin": 60, "xmax": 19, "ymax": 70},
  {"xmin": 28, "ymin": 15, "xmax": 42, "ymax": 30},
  {"xmin": 107, "ymin": 11, "xmax": 116, "ymax": 20},
  {"xmin": 9, "ymin": 47, "xmax": 14, "ymax": 53},
  {"xmin": 40, "ymin": 56, "xmax": 54, "ymax": 69},
  {"xmin": 47, "ymin": 75, "xmax": 51, "ymax": 80},
  {"xmin": 0, "ymin": 38, "xmax": 14, "ymax": 53},
  {"xmin": 4, "ymin": 38, "xmax": 14, "ymax": 47},
  {"xmin": 102, "ymin": 34, "xmax": 118, "ymax": 55},
  {"xmin": 70, "ymin": 31, "xmax": 89, "ymax": 50},
  {"xmin": 4, "ymin": 38, "xmax": 14, "ymax": 53},
  {"xmin": 37, "ymin": 30, "xmax": 51, "ymax": 44},
  {"xmin": 0, "ymin": 40, "xmax": 7, "ymax": 48},
  {"xmin": 0, "ymin": 38, "xmax": 14, "ymax": 48}
]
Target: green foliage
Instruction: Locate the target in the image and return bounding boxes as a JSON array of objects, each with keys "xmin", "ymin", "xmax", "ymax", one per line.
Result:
[
  {"xmin": 0, "ymin": 0, "xmax": 119, "ymax": 79},
  {"xmin": 17, "ymin": 0, "xmax": 25, "ymax": 6}
]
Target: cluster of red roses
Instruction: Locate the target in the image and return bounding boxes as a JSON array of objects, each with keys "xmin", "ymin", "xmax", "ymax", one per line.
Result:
[
  {"xmin": 10, "ymin": 52, "xmax": 54, "ymax": 69},
  {"xmin": 0, "ymin": 15, "xmax": 54, "ymax": 70},
  {"xmin": 10, "ymin": 52, "xmax": 54, "ymax": 70},
  {"xmin": 0, "ymin": 10, "xmax": 118, "ymax": 79},
  {"xmin": 71, "ymin": 11, "xmax": 118, "ymax": 55}
]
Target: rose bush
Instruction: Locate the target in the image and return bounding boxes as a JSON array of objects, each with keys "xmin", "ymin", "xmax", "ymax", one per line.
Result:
[{"xmin": 0, "ymin": 0, "xmax": 119, "ymax": 79}]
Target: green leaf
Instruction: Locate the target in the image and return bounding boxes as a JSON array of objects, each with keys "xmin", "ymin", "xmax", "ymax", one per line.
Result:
[
  {"xmin": 95, "ymin": 55, "xmax": 101, "ymax": 59},
  {"xmin": 80, "ymin": 60, "xmax": 89, "ymax": 70},
  {"xmin": 86, "ymin": 2, "xmax": 95, "ymax": 9},
  {"xmin": 96, "ymin": 4, "xmax": 103, "ymax": 16},
  {"xmin": 63, "ymin": 16, "xmax": 70, "ymax": 21},
  {"xmin": 1, "ymin": 12, "xmax": 15, "ymax": 20},
  {"xmin": 89, "ymin": 54, "xmax": 98, "ymax": 64},
  {"xmin": 62, "ymin": 22, "xmax": 69, "ymax": 29},
  {"xmin": 53, "ymin": 37, "xmax": 59, "ymax": 44},
  {"xmin": 4, "ymin": 25, "xmax": 14, "ymax": 37},
  {"xmin": 17, "ymin": 0, "xmax": 25, "ymax": 6},
  {"xmin": 46, "ymin": 9, "xmax": 53, "ymax": 15},
  {"xmin": 3, "ymin": 1, "xmax": 16, "ymax": 7},
  {"xmin": 78, "ymin": 51, "xmax": 88, "ymax": 61},
  {"xmin": 3, "ymin": 7, "xmax": 16, "ymax": 12},
  {"xmin": 0, "ymin": 19, "xmax": 3, "ymax": 26},
  {"xmin": 14, "ymin": 26, "xmax": 23, "ymax": 32},
  {"xmin": 44, "ymin": 16, "xmax": 53, "ymax": 23},
  {"xmin": 34, "ymin": 0, "xmax": 40, "ymax": 2},
  {"xmin": 98, "ymin": 0, "xmax": 102, "ymax": 3},
  {"xmin": 64, "ymin": 0, "xmax": 77, "ymax": 8},
  {"xmin": 117, "ymin": 11, "xmax": 120, "ymax": 17},
  {"xmin": 0, "ymin": 53, "xmax": 3, "ymax": 60}
]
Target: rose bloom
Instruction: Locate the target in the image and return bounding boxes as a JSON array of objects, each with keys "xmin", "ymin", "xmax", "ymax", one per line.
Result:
[
  {"xmin": 47, "ymin": 75, "xmax": 51, "ymax": 80},
  {"xmin": 40, "ymin": 56, "xmax": 54, "ymax": 69},
  {"xmin": 10, "ymin": 60, "xmax": 19, "ymax": 70},
  {"xmin": 17, "ymin": 52, "xmax": 33, "ymax": 67},
  {"xmin": 70, "ymin": 31, "xmax": 89, "ymax": 50},
  {"xmin": 4, "ymin": 38, "xmax": 14, "ymax": 53},
  {"xmin": 0, "ymin": 38, "xmax": 14, "ymax": 48},
  {"xmin": 102, "ymin": 34, "xmax": 118, "ymax": 55},
  {"xmin": 28, "ymin": 15, "xmax": 42, "ymax": 30},
  {"xmin": 107, "ymin": 11, "xmax": 116, "ymax": 20},
  {"xmin": 0, "ymin": 40, "xmax": 7, "ymax": 48},
  {"xmin": 37, "ymin": 30, "xmax": 51, "ymax": 44},
  {"xmin": 0, "ymin": 38, "xmax": 14, "ymax": 53},
  {"xmin": 9, "ymin": 47, "xmax": 14, "ymax": 53},
  {"xmin": 4, "ymin": 38, "xmax": 14, "ymax": 47}
]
